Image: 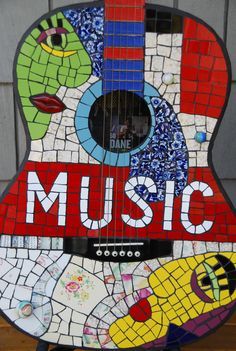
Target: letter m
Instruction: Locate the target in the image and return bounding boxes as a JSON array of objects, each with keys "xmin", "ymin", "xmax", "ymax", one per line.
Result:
[{"xmin": 26, "ymin": 172, "xmax": 67, "ymax": 226}]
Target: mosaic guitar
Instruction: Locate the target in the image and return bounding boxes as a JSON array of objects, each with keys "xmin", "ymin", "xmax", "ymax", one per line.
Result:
[{"xmin": 0, "ymin": 1, "xmax": 235, "ymax": 350}]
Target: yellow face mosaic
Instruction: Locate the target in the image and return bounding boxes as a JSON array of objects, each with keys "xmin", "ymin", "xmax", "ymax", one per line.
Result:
[{"xmin": 0, "ymin": 0, "xmax": 235, "ymax": 350}]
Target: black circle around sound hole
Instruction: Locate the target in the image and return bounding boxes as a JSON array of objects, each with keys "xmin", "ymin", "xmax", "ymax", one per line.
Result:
[{"xmin": 88, "ymin": 91, "xmax": 151, "ymax": 153}]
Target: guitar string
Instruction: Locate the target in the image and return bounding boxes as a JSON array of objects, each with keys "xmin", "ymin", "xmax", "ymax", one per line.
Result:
[
  {"xmin": 122, "ymin": 0, "xmax": 137, "ymax": 258},
  {"xmin": 104, "ymin": 1, "xmax": 109, "ymax": 255},
  {"xmin": 112, "ymin": 19, "xmax": 120, "ymax": 256},
  {"xmin": 125, "ymin": 0, "xmax": 136, "ymax": 257},
  {"xmin": 135, "ymin": 0, "xmax": 146, "ymax": 255},
  {"xmin": 136, "ymin": 0, "xmax": 144, "ymax": 252},
  {"xmin": 131, "ymin": 0, "xmax": 139, "ymax": 255},
  {"xmin": 119, "ymin": 3, "xmax": 130, "ymax": 257},
  {"xmin": 134, "ymin": 0, "xmax": 143, "ymax": 256},
  {"xmin": 113, "ymin": 4, "xmax": 128, "ymax": 257},
  {"xmin": 121, "ymin": 0, "xmax": 136, "ymax": 257},
  {"xmin": 106, "ymin": 1, "xmax": 115, "ymax": 256},
  {"xmin": 113, "ymin": 5, "xmax": 124, "ymax": 255},
  {"xmin": 97, "ymin": 0, "xmax": 108, "ymax": 254}
]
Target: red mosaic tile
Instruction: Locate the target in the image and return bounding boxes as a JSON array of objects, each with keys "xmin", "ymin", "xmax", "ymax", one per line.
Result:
[
  {"xmin": 184, "ymin": 18, "xmax": 198, "ymax": 38},
  {"xmin": 200, "ymin": 55, "xmax": 214, "ymax": 69},
  {"xmin": 182, "ymin": 52, "xmax": 200, "ymax": 66},
  {"xmin": 210, "ymin": 41, "xmax": 224, "ymax": 57},
  {"xmin": 198, "ymin": 82, "xmax": 212, "ymax": 93},
  {"xmin": 182, "ymin": 67, "xmax": 198, "ymax": 80},
  {"xmin": 181, "ymin": 92, "xmax": 196, "ymax": 102},
  {"xmin": 195, "ymin": 93, "xmax": 210, "ymax": 105},
  {"xmin": 197, "ymin": 23, "xmax": 216, "ymax": 41},
  {"xmin": 199, "ymin": 41, "xmax": 210, "ymax": 55},
  {"xmin": 214, "ymin": 57, "xmax": 227, "ymax": 71},
  {"xmin": 195, "ymin": 104, "xmax": 208, "ymax": 115},
  {"xmin": 105, "ymin": 7, "xmax": 144, "ymax": 22},
  {"xmin": 181, "ymin": 18, "xmax": 228, "ymax": 117},
  {"xmin": 104, "ymin": 47, "xmax": 144, "ymax": 60}
]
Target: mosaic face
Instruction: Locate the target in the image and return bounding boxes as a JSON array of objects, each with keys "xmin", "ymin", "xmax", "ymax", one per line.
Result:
[{"xmin": 0, "ymin": 0, "xmax": 235, "ymax": 349}]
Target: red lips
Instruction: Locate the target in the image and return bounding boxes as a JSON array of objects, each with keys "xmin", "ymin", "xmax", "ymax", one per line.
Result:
[
  {"xmin": 30, "ymin": 93, "xmax": 66, "ymax": 113},
  {"xmin": 129, "ymin": 298, "xmax": 152, "ymax": 322}
]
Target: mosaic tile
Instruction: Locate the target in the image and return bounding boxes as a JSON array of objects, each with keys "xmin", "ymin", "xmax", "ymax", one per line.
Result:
[{"xmin": 0, "ymin": 0, "xmax": 235, "ymax": 350}]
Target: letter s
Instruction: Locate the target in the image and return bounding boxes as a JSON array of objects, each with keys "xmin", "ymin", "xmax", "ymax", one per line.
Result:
[{"xmin": 121, "ymin": 176, "xmax": 156, "ymax": 228}]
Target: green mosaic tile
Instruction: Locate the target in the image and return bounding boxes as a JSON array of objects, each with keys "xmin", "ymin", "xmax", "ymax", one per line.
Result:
[
  {"xmin": 20, "ymin": 42, "xmax": 36, "ymax": 58},
  {"xmin": 28, "ymin": 122, "xmax": 48, "ymax": 139}
]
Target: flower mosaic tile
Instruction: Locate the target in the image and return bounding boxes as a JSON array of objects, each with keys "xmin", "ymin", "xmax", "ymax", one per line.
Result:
[{"xmin": 0, "ymin": 0, "xmax": 235, "ymax": 350}]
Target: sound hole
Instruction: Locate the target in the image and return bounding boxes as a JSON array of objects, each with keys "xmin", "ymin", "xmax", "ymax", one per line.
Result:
[{"xmin": 89, "ymin": 91, "xmax": 151, "ymax": 153}]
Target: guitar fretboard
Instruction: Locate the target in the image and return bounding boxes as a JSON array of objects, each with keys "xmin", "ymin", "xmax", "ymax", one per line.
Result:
[{"xmin": 103, "ymin": 0, "xmax": 145, "ymax": 95}]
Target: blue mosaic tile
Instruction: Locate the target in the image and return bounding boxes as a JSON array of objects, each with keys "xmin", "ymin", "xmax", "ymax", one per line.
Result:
[
  {"xmin": 91, "ymin": 145, "xmax": 106, "ymax": 162},
  {"xmin": 77, "ymin": 129, "xmax": 91, "ymax": 143},
  {"xmin": 104, "ymin": 151, "xmax": 119, "ymax": 166},
  {"xmin": 89, "ymin": 80, "xmax": 102, "ymax": 98},
  {"xmin": 76, "ymin": 117, "xmax": 88, "ymax": 131},
  {"xmin": 64, "ymin": 7, "xmax": 104, "ymax": 77},
  {"xmin": 104, "ymin": 59, "xmax": 144, "ymax": 71},
  {"xmin": 104, "ymin": 35, "xmax": 144, "ymax": 47},
  {"xmin": 130, "ymin": 97, "xmax": 188, "ymax": 202},
  {"xmin": 144, "ymin": 83, "xmax": 160, "ymax": 98},
  {"xmin": 103, "ymin": 71, "xmax": 144, "ymax": 82},
  {"xmin": 80, "ymin": 139, "xmax": 97, "ymax": 153},
  {"xmin": 104, "ymin": 21, "xmax": 145, "ymax": 35},
  {"xmin": 80, "ymin": 90, "xmax": 96, "ymax": 106},
  {"xmin": 76, "ymin": 103, "xmax": 91, "ymax": 117}
]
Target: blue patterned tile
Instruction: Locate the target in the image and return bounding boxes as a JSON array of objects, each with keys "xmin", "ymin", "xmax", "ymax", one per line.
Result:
[
  {"xmin": 64, "ymin": 7, "xmax": 104, "ymax": 77},
  {"xmin": 130, "ymin": 97, "xmax": 188, "ymax": 202}
]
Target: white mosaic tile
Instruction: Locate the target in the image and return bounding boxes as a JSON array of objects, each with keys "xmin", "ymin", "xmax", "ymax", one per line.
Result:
[
  {"xmin": 28, "ymin": 76, "xmax": 99, "ymax": 164},
  {"xmin": 145, "ymin": 33, "xmax": 182, "ymax": 110},
  {"xmin": 176, "ymin": 113, "xmax": 218, "ymax": 167},
  {"xmin": 157, "ymin": 33, "xmax": 172, "ymax": 46}
]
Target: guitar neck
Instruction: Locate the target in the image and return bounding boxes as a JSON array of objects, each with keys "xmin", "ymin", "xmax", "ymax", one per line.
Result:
[{"xmin": 103, "ymin": 0, "xmax": 145, "ymax": 95}]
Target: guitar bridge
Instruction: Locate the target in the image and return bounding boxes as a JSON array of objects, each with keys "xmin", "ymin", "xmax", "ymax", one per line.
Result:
[{"xmin": 63, "ymin": 237, "xmax": 173, "ymax": 262}]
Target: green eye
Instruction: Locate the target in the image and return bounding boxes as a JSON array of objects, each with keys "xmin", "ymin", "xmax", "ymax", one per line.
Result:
[
  {"xmin": 202, "ymin": 262, "xmax": 220, "ymax": 301},
  {"xmin": 193, "ymin": 254, "xmax": 236, "ymax": 303},
  {"xmin": 46, "ymin": 33, "xmax": 67, "ymax": 50}
]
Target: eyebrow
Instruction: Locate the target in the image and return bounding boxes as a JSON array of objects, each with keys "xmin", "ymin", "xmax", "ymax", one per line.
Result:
[
  {"xmin": 58, "ymin": 18, "xmax": 63, "ymax": 28},
  {"xmin": 37, "ymin": 17, "xmax": 63, "ymax": 32},
  {"xmin": 38, "ymin": 24, "xmax": 44, "ymax": 32},
  {"xmin": 47, "ymin": 18, "xmax": 53, "ymax": 28}
]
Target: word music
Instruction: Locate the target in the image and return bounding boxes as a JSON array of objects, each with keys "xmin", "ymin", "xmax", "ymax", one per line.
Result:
[{"xmin": 26, "ymin": 172, "xmax": 214, "ymax": 235}]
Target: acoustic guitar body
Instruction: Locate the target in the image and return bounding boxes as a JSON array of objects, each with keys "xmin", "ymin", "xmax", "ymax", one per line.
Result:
[{"xmin": 0, "ymin": 0, "xmax": 235, "ymax": 350}]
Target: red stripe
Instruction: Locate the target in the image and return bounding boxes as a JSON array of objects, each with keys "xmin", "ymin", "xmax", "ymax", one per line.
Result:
[
  {"xmin": 104, "ymin": 47, "xmax": 144, "ymax": 60},
  {"xmin": 105, "ymin": 7, "xmax": 144, "ymax": 22},
  {"xmin": 105, "ymin": 0, "xmax": 145, "ymax": 6}
]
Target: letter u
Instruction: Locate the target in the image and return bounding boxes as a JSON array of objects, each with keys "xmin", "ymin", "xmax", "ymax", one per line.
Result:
[{"xmin": 80, "ymin": 176, "xmax": 114, "ymax": 230}]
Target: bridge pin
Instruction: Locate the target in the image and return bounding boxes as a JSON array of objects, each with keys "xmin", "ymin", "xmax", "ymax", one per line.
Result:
[
  {"xmin": 134, "ymin": 251, "xmax": 141, "ymax": 257},
  {"xmin": 127, "ymin": 251, "xmax": 133, "ymax": 257},
  {"xmin": 112, "ymin": 251, "xmax": 118, "ymax": 257},
  {"xmin": 119, "ymin": 250, "xmax": 125, "ymax": 257},
  {"xmin": 104, "ymin": 250, "xmax": 110, "ymax": 257},
  {"xmin": 96, "ymin": 249, "xmax": 103, "ymax": 256}
]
